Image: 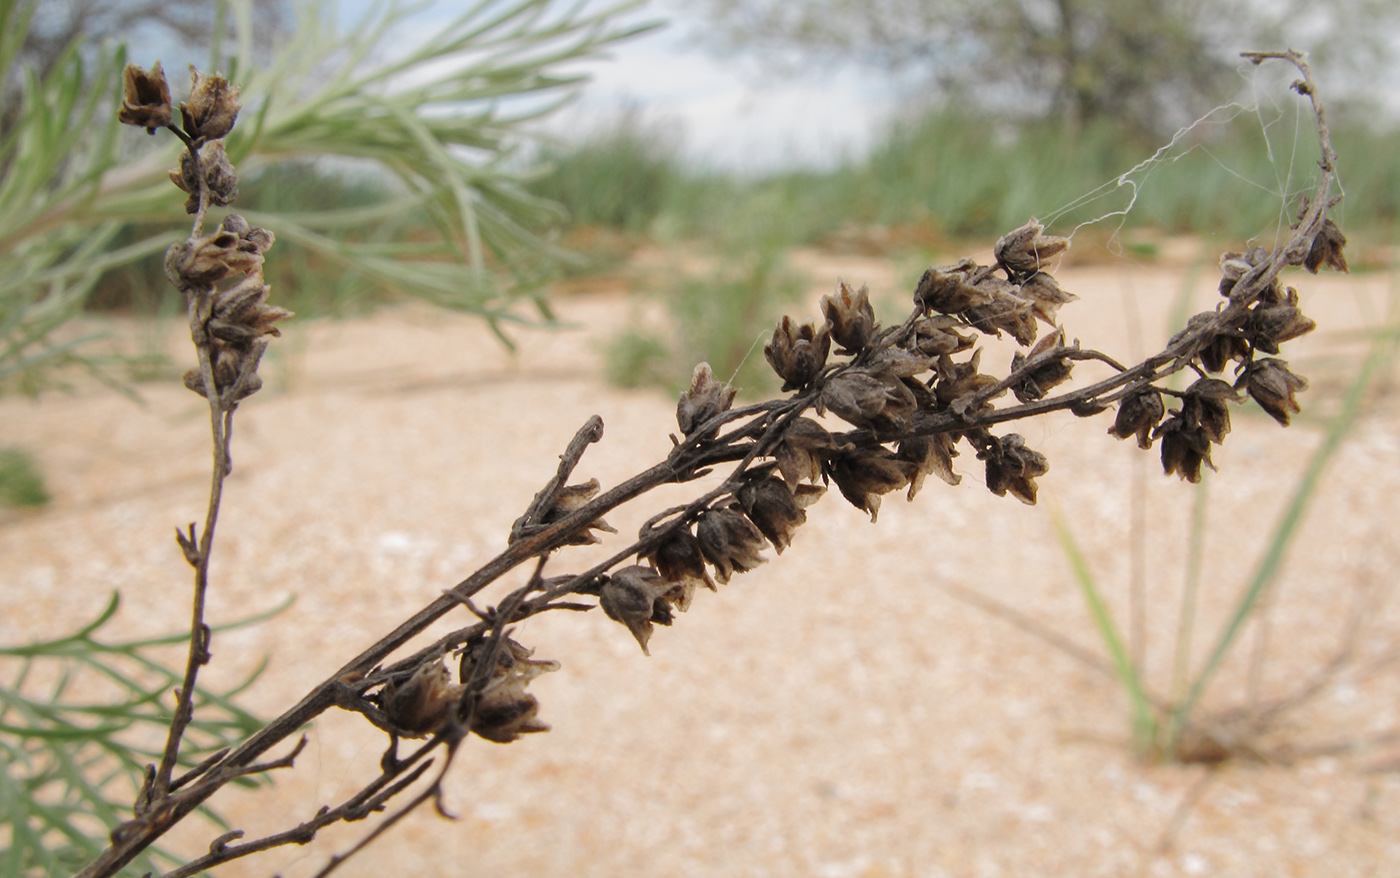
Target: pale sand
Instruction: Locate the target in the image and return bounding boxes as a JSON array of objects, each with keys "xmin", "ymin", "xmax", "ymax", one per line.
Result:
[{"xmin": 2, "ymin": 249, "xmax": 1398, "ymax": 877}]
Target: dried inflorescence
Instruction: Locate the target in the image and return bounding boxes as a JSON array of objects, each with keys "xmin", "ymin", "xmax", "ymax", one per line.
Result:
[
  {"xmin": 1105, "ymin": 229, "xmax": 1338, "ymax": 480},
  {"xmin": 169, "ymin": 214, "xmax": 290, "ymax": 404},
  {"xmin": 588, "ymin": 203, "xmax": 1344, "ymax": 652},
  {"xmin": 121, "ymin": 61, "xmax": 290, "ymax": 408},
  {"xmin": 92, "ymin": 50, "xmax": 1350, "ymax": 878},
  {"xmin": 381, "ymin": 640, "xmax": 558, "ymax": 742}
]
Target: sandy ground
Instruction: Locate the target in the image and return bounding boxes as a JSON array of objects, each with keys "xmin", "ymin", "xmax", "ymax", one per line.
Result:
[{"xmin": 3, "ymin": 246, "xmax": 1400, "ymax": 877}]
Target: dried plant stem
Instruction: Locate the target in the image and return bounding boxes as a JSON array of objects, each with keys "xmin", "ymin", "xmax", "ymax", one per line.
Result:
[
  {"xmin": 149, "ymin": 142, "xmax": 230, "ymax": 804},
  {"xmin": 82, "ymin": 48, "xmax": 1350, "ymax": 877}
]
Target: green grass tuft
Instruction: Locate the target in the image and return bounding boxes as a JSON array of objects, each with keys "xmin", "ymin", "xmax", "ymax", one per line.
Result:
[{"xmin": 0, "ymin": 447, "xmax": 50, "ymax": 508}]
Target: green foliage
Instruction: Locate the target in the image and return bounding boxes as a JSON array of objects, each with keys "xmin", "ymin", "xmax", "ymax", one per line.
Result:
[
  {"xmin": 529, "ymin": 113, "xmax": 680, "ymax": 234},
  {"xmin": 0, "ymin": 594, "xmax": 277, "ymax": 876},
  {"xmin": 605, "ymin": 243, "xmax": 807, "ymax": 397},
  {"xmin": 0, "ymin": 447, "xmax": 49, "ymax": 508},
  {"xmin": 604, "ymin": 192, "xmax": 809, "ymax": 396},
  {"xmin": 543, "ymin": 102, "xmax": 1400, "ymax": 256},
  {"xmin": 0, "ymin": 0, "xmax": 655, "ymax": 393}
]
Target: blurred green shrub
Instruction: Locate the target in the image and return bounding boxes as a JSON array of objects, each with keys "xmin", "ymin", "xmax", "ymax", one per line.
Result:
[
  {"xmin": 605, "ymin": 192, "xmax": 809, "ymax": 396},
  {"xmin": 0, "ymin": 447, "xmax": 49, "ymax": 508},
  {"xmin": 529, "ymin": 112, "xmax": 680, "ymax": 235},
  {"xmin": 0, "ymin": 0, "xmax": 653, "ymax": 394}
]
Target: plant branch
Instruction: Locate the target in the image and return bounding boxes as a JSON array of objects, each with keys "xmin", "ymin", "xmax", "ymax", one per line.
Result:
[{"xmin": 80, "ymin": 48, "xmax": 1351, "ymax": 878}]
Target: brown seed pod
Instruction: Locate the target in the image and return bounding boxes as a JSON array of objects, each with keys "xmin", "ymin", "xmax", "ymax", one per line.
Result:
[
  {"xmin": 993, "ymin": 218, "xmax": 1070, "ymax": 276},
  {"xmin": 181, "ymin": 68, "xmax": 241, "ymax": 142},
  {"xmin": 821, "ymin": 279, "xmax": 877, "ymax": 354},
  {"xmin": 676, "ymin": 362, "xmax": 737, "ymax": 439},
  {"xmin": 117, "ymin": 62, "xmax": 172, "ymax": 133},
  {"xmin": 600, "ymin": 565, "xmax": 675, "ymax": 654},
  {"xmin": 1240, "ymin": 358, "xmax": 1308, "ymax": 426},
  {"xmin": 765, "ymin": 317, "xmax": 830, "ymax": 391},
  {"xmin": 696, "ymin": 504, "xmax": 767, "ymax": 583},
  {"xmin": 1108, "ymin": 389, "xmax": 1166, "ymax": 449}
]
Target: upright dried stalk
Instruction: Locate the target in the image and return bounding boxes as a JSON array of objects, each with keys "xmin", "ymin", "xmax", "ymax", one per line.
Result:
[{"xmin": 81, "ymin": 49, "xmax": 1346, "ymax": 878}]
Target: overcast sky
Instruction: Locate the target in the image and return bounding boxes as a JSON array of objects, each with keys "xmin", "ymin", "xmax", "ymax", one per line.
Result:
[{"xmin": 535, "ymin": 0, "xmax": 913, "ymax": 173}]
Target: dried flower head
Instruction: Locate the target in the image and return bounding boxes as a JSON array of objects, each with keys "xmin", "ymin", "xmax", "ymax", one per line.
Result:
[
  {"xmin": 765, "ymin": 317, "xmax": 830, "ymax": 391},
  {"xmin": 1217, "ymin": 247, "xmax": 1273, "ymax": 299},
  {"xmin": 169, "ymin": 140, "xmax": 238, "ymax": 213},
  {"xmin": 118, "ymin": 62, "xmax": 172, "ymax": 133},
  {"xmin": 181, "ymin": 68, "xmax": 241, "ymax": 142},
  {"xmin": 897, "ymin": 432, "xmax": 961, "ymax": 498},
  {"xmin": 1182, "ymin": 378, "xmax": 1240, "ymax": 445},
  {"xmin": 381, "ymin": 660, "xmax": 465, "ymax": 738},
  {"xmin": 963, "ymin": 284, "xmax": 1038, "ymax": 346},
  {"xmin": 820, "ymin": 370, "xmax": 916, "ymax": 432},
  {"xmin": 600, "ymin": 565, "xmax": 675, "ymax": 654},
  {"xmin": 1017, "ymin": 271, "xmax": 1078, "ymax": 325},
  {"xmin": 993, "ymin": 218, "xmax": 1070, "ymax": 276},
  {"xmin": 1240, "ymin": 358, "xmax": 1308, "ymax": 426},
  {"xmin": 538, "ymin": 479, "xmax": 618, "ymax": 546},
  {"xmin": 1155, "ymin": 415, "xmax": 1214, "ymax": 483},
  {"xmin": 771, "ymin": 417, "xmax": 841, "ymax": 487},
  {"xmin": 978, "ymin": 433, "xmax": 1048, "ymax": 505},
  {"xmin": 462, "ymin": 639, "xmax": 557, "ymax": 743},
  {"xmin": 676, "ymin": 362, "xmax": 737, "ymax": 439},
  {"xmin": 828, "ymin": 447, "xmax": 918, "ymax": 521},
  {"xmin": 738, "ymin": 473, "xmax": 821, "ymax": 554},
  {"xmin": 1010, "ymin": 328, "xmax": 1074, "ymax": 403},
  {"xmin": 822, "ymin": 279, "xmax": 877, "ymax": 353},
  {"xmin": 911, "ymin": 314, "xmax": 975, "ymax": 357},
  {"xmin": 932, "ymin": 349, "xmax": 1002, "ymax": 410},
  {"xmin": 1198, "ymin": 329, "xmax": 1251, "ymax": 374},
  {"xmin": 1108, "ymin": 389, "xmax": 1165, "ymax": 449},
  {"xmin": 210, "ymin": 279, "xmax": 290, "ymax": 343},
  {"xmin": 696, "ymin": 504, "xmax": 768, "ymax": 583},
  {"xmin": 914, "ymin": 259, "xmax": 996, "ymax": 314},
  {"xmin": 1300, "ymin": 207, "xmax": 1348, "ymax": 274},
  {"xmin": 638, "ymin": 527, "xmax": 715, "ymax": 610},
  {"xmin": 1244, "ymin": 295, "xmax": 1316, "ymax": 354},
  {"xmin": 165, "ymin": 212, "xmax": 271, "ymax": 290}
]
